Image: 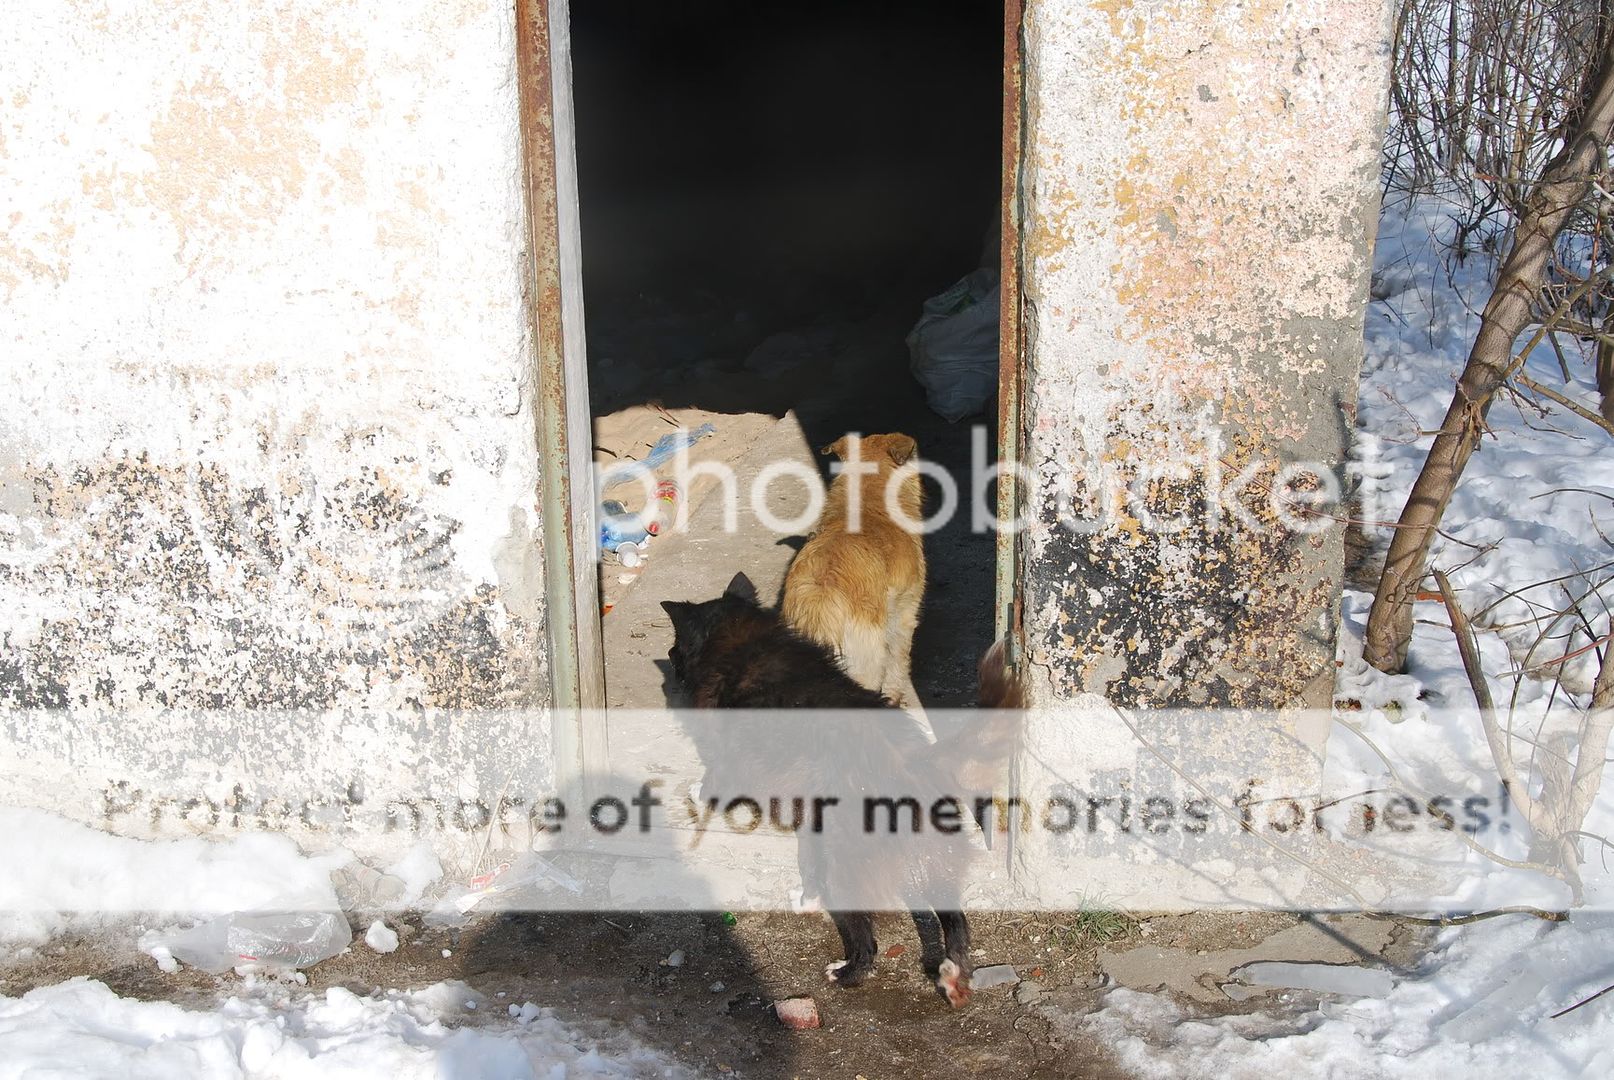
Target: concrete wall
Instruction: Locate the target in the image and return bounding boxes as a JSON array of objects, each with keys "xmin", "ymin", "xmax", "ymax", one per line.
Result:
[
  {"xmin": 1017, "ymin": 0, "xmax": 1391, "ymax": 710},
  {"xmin": 0, "ymin": 2, "xmax": 552, "ymax": 852},
  {"xmin": 1008, "ymin": 0, "xmax": 1392, "ymax": 905},
  {"xmin": 0, "ymin": 0, "xmax": 1392, "ymax": 890}
]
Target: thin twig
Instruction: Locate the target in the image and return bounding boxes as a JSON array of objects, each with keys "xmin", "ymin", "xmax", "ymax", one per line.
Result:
[
  {"xmin": 1515, "ymin": 370, "xmax": 1614, "ymax": 435},
  {"xmin": 1500, "ymin": 628, "xmax": 1614, "ymax": 677},
  {"xmin": 1433, "ymin": 568, "xmax": 1551, "ymax": 836},
  {"xmin": 1552, "ymin": 981, "xmax": 1614, "ymax": 1019},
  {"xmin": 1434, "ymin": 568, "xmax": 1499, "ymax": 718},
  {"xmin": 1374, "ymin": 906, "xmax": 1566, "ymax": 927}
]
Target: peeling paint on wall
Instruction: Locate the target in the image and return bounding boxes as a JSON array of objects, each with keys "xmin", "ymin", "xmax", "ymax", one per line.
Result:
[
  {"xmin": 1018, "ymin": 0, "xmax": 1391, "ymax": 712},
  {"xmin": 0, "ymin": 1, "xmax": 549, "ymax": 853}
]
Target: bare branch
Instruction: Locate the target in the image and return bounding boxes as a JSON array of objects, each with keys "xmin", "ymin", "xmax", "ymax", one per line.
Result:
[
  {"xmin": 1433, "ymin": 568, "xmax": 1552, "ymax": 837},
  {"xmin": 1515, "ymin": 369, "xmax": 1614, "ymax": 435}
]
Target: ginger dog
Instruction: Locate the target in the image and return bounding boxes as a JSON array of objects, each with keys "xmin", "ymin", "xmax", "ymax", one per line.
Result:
[{"xmin": 783, "ymin": 432, "xmax": 926, "ymax": 712}]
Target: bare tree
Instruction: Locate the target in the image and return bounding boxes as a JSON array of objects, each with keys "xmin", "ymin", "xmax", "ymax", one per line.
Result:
[
  {"xmin": 1364, "ymin": 35, "xmax": 1614, "ymax": 673},
  {"xmin": 1385, "ymin": 0, "xmax": 1611, "ymax": 255},
  {"xmin": 1600, "ymin": 334, "xmax": 1614, "ymax": 420}
]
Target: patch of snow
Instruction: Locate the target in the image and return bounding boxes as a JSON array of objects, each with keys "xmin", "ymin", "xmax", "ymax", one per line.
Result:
[
  {"xmin": 365, "ymin": 919, "xmax": 400, "ymax": 954},
  {"xmin": 1083, "ymin": 914, "xmax": 1614, "ymax": 1080},
  {"xmin": 384, "ymin": 841, "xmax": 444, "ymax": 906},
  {"xmin": 0, "ymin": 978, "xmax": 697, "ymax": 1079},
  {"xmin": 0, "ymin": 807, "xmax": 349, "ymax": 947}
]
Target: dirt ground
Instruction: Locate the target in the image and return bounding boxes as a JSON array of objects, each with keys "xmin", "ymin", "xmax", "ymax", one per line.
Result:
[{"xmin": 2, "ymin": 904, "xmax": 1432, "ymax": 1079}]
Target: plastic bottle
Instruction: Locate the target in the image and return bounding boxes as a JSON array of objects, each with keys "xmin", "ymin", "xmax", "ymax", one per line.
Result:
[
  {"xmin": 646, "ymin": 480, "xmax": 681, "ymax": 537},
  {"xmin": 598, "ymin": 499, "xmax": 649, "ymax": 554}
]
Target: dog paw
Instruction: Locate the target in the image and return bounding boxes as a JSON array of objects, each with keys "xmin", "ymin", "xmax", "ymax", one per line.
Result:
[
  {"xmin": 790, "ymin": 889, "xmax": 824, "ymax": 914},
  {"xmin": 937, "ymin": 959, "xmax": 972, "ymax": 1008},
  {"xmin": 824, "ymin": 960, "xmax": 870, "ymax": 987}
]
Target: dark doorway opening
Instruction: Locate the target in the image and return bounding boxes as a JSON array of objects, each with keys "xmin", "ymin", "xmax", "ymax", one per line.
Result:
[{"xmin": 571, "ymin": 0, "xmax": 1003, "ymax": 707}]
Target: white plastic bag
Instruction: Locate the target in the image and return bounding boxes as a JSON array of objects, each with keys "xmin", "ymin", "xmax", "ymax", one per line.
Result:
[
  {"xmin": 158, "ymin": 910, "xmax": 352, "ymax": 973},
  {"xmin": 455, "ymin": 852, "xmax": 584, "ymax": 913},
  {"xmin": 906, "ymin": 267, "xmax": 1000, "ymax": 422}
]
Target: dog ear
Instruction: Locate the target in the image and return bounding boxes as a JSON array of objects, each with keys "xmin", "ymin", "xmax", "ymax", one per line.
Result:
[
  {"xmin": 883, "ymin": 434, "xmax": 917, "ymax": 465},
  {"xmin": 660, "ymin": 599, "xmax": 694, "ymax": 631},
  {"xmin": 819, "ymin": 436, "xmax": 849, "ymax": 459},
  {"xmin": 723, "ymin": 572, "xmax": 758, "ymax": 603}
]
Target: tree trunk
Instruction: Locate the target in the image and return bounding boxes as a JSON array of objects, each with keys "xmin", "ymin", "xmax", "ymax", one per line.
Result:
[
  {"xmin": 1445, "ymin": 0, "xmax": 1461, "ymax": 173},
  {"xmin": 1599, "ymin": 335, "xmax": 1614, "ymax": 424},
  {"xmin": 1363, "ymin": 40, "xmax": 1614, "ymax": 673}
]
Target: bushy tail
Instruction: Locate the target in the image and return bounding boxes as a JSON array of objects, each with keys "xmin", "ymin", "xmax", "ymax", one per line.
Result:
[
  {"xmin": 975, "ymin": 638, "xmax": 1024, "ymax": 711},
  {"xmin": 933, "ymin": 638, "xmax": 1024, "ymax": 792}
]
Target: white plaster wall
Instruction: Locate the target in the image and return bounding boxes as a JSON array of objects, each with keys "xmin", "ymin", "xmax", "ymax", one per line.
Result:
[
  {"xmin": 1011, "ymin": 0, "xmax": 1393, "ymax": 901},
  {"xmin": 1018, "ymin": 0, "xmax": 1392, "ymax": 708},
  {"xmin": 0, "ymin": 1, "xmax": 552, "ymax": 852}
]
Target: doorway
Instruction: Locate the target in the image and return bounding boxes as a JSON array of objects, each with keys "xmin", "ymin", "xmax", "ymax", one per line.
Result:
[{"xmin": 521, "ymin": 0, "xmax": 1020, "ymax": 774}]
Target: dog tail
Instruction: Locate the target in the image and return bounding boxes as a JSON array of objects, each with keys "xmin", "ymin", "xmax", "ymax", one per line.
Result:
[
  {"xmin": 975, "ymin": 637, "xmax": 1025, "ymax": 711},
  {"xmin": 779, "ymin": 578, "xmax": 848, "ymax": 646},
  {"xmin": 933, "ymin": 638, "xmax": 1024, "ymax": 792}
]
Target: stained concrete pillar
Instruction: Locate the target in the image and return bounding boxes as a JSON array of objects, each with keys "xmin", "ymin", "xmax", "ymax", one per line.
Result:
[
  {"xmin": 1017, "ymin": 0, "xmax": 1392, "ymax": 710},
  {"xmin": 1009, "ymin": 0, "xmax": 1394, "ymax": 908}
]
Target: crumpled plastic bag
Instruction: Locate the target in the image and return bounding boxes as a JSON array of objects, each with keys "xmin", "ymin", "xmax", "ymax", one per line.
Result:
[{"xmin": 906, "ymin": 268, "xmax": 1000, "ymax": 422}]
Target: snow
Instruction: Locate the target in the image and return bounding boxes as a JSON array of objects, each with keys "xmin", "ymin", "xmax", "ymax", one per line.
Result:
[
  {"xmin": 1353, "ymin": 198, "xmax": 1613, "ymax": 700},
  {"xmin": 364, "ymin": 920, "xmax": 399, "ymax": 954},
  {"xmin": 0, "ymin": 807, "xmax": 349, "ymax": 948},
  {"xmin": 0, "ymin": 809, "xmax": 693, "ymax": 1075},
  {"xmin": 1330, "ymin": 193, "xmax": 1614, "ymax": 911},
  {"xmin": 384, "ymin": 842, "xmax": 444, "ymax": 907},
  {"xmin": 0, "ymin": 979, "xmax": 694, "ymax": 1080},
  {"xmin": 1084, "ymin": 913, "xmax": 1614, "ymax": 1080}
]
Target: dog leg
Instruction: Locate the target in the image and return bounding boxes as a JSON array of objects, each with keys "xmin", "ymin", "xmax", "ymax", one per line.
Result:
[
  {"xmin": 934, "ymin": 909, "xmax": 973, "ymax": 1007},
  {"xmin": 794, "ymin": 834, "xmax": 828, "ymax": 914},
  {"xmin": 838, "ymin": 621, "xmax": 887, "ymax": 695},
  {"xmin": 908, "ymin": 908, "xmax": 945, "ymax": 974},
  {"xmin": 826, "ymin": 911, "xmax": 878, "ymax": 987},
  {"xmin": 883, "ymin": 588, "xmax": 934, "ymax": 740}
]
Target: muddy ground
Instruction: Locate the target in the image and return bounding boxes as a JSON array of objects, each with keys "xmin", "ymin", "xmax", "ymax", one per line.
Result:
[{"xmin": 1, "ymin": 905, "xmax": 1432, "ymax": 1079}]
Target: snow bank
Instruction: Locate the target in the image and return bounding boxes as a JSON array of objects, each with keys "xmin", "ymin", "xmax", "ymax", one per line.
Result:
[
  {"xmin": 0, "ymin": 978, "xmax": 694, "ymax": 1080},
  {"xmin": 1083, "ymin": 914, "xmax": 1614, "ymax": 1080},
  {"xmin": 1356, "ymin": 197, "xmax": 1613, "ymax": 699},
  {"xmin": 0, "ymin": 807, "xmax": 349, "ymax": 946},
  {"xmin": 1334, "ymin": 193, "xmax": 1614, "ymax": 912}
]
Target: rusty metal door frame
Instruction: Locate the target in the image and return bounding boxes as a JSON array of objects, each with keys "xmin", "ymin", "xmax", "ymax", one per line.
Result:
[
  {"xmin": 517, "ymin": 0, "xmax": 608, "ymax": 791},
  {"xmin": 995, "ymin": 0, "xmax": 1027, "ymax": 877},
  {"xmin": 996, "ymin": 0, "xmax": 1026, "ymax": 655}
]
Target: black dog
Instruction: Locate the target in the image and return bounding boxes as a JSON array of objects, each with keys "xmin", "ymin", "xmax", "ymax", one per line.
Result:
[{"xmin": 661, "ymin": 572, "xmax": 1020, "ymax": 1006}]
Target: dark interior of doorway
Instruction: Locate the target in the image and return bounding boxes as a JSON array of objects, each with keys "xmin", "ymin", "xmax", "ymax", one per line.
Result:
[{"xmin": 571, "ymin": 0, "xmax": 1002, "ymax": 706}]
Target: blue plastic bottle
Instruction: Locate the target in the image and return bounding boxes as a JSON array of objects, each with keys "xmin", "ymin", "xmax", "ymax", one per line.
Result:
[{"xmin": 598, "ymin": 500, "xmax": 649, "ymax": 554}]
